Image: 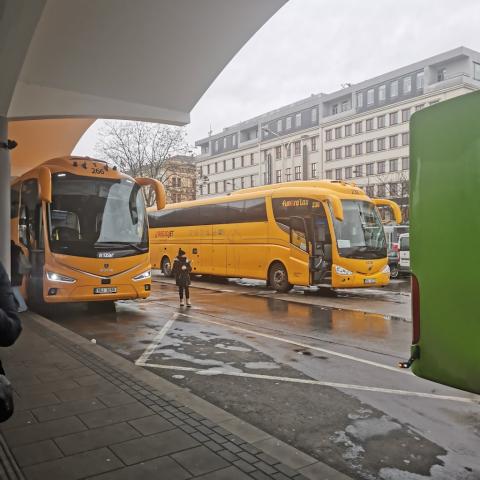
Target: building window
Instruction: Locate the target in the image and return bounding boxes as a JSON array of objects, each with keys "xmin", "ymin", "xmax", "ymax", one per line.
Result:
[
  {"xmin": 417, "ymin": 71, "xmax": 424, "ymax": 89},
  {"xmin": 232, "ymin": 135, "xmax": 237, "ymax": 146},
  {"xmin": 402, "ymin": 156, "xmax": 410, "ymax": 170},
  {"xmin": 401, "ymin": 181, "xmax": 409, "ymax": 196},
  {"xmin": 295, "ymin": 166, "xmax": 302, "ymax": 180},
  {"xmin": 250, "ymin": 175, "xmax": 256, "ymax": 187},
  {"xmin": 223, "ymin": 159, "xmax": 227, "ymax": 171},
  {"xmin": 326, "ymin": 169, "xmax": 333, "ymax": 180},
  {"xmin": 286, "ymin": 168, "xmax": 292, "ymax": 181},
  {"xmin": 325, "ymin": 129, "xmax": 332, "ymax": 141},
  {"xmin": 389, "ymin": 183, "xmax": 399, "ymax": 197},
  {"xmin": 277, "ymin": 119, "xmax": 282, "ymax": 132},
  {"xmin": 345, "ymin": 124, "xmax": 352, "ymax": 136},
  {"xmin": 345, "ymin": 145, "xmax": 352, "ymax": 158},
  {"xmin": 402, "ymin": 132, "xmax": 410, "ymax": 146},
  {"xmin": 390, "ymin": 80, "xmax": 398, "ymax": 97},
  {"xmin": 311, "ymin": 108, "xmax": 318, "ymax": 123},
  {"xmin": 366, "ymin": 140, "xmax": 374, "ymax": 153},
  {"xmin": 356, "ymin": 92, "xmax": 363, "ymax": 108},
  {"xmin": 286, "ymin": 117, "xmax": 292, "ymax": 129},
  {"xmin": 214, "ymin": 140, "xmax": 219, "ymax": 152},
  {"xmin": 214, "ymin": 162, "xmax": 219, "ymax": 173},
  {"xmin": 379, "ymin": 85, "xmax": 386, "ymax": 101},
  {"xmin": 250, "ymin": 153, "xmax": 255, "ymax": 165},
  {"xmin": 366, "ymin": 163, "xmax": 374, "ymax": 176},
  {"xmin": 354, "ymin": 165, "xmax": 363, "ymax": 177},
  {"xmin": 389, "ymin": 111, "xmax": 398, "ymax": 125},
  {"xmin": 275, "ymin": 146, "xmax": 282, "ymax": 159},
  {"xmin": 366, "ymin": 118, "xmax": 374, "ymax": 131},
  {"xmin": 294, "ymin": 141, "xmax": 301, "ymax": 156},
  {"xmin": 276, "ymin": 170, "xmax": 282, "ymax": 183},
  {"xmin": 403, "ymin": 76, "xmax": 412, "ymax": 94},
  {"xmin": 367, "ymin": 88, "xmax": 374, "ymax": 105},
  {"xmin": 402, "ymin": 108, "xmax": 411, "ymax": 122},
  {"xmin": 241, "ymin": 155, "xmax": 245, "ymax": 167},
  {"xmin": 332, "ymin": 104, "xmax": 338, "ymax": 115},
  {"xmin": 377, "ymin": 137, "xmax": 386, "ymax": 151},
  {"xmin": 335, "ymin": 127, "xmax": 342, "ymax": 139},
  {"xmin": 355, "ymin": 143, "xmax": 363, "ymax": 156},
  {"xmin": 377, "ymin": 184, "xmax": 386, "ymax": 197},
  {"xmin": 345, "ymin": 166, "xmax": 352, "ymax": 179},
  {"xmin": 341, "ymin": 100, "xmax": 349, "ymax": 112},
  {"xmin": 335, "ymin": 147, "xmax": 342, "ymax": 160},
  {"xmin": 474, "ymin": 62, "xmax": 480, "ymax": 81},
  {"xmin": 295, "ymin": 113, "xmax": 301, "ymax": 127},
  {"xmin": 415, "ymin": 104, "xmax": 425, "ymax": 111},
  {"xmin": 366, "ymin": 185, "xmax": 375, "ymax": 197},
  {"xmin": 389, "ymin": 134, "xmax": 398, "ymax": 149},
  {"xmin": 389, "ymin": 158, "xmax": 398, "ymax": 172},
  {"xmin": 437, "ymin": 68, "xmax": 446, "ymax": 82},
  {"xmin": 311, "ymin": 163, "xmax": 318, "ymax": 178},
  {"xmin": 335, "ymin": 168, "xmax": 342, "ymax": 180},
  {"xmin": 377, "ymin": 115, "xmax": 386, "ymax": 129},
  {"xmin": 223, "ymin": 137, "xmax": 227, "ymax": 148},
  {"xmin": 355, "ymin": 121, "xmax": 363, "ymax": 134},
  {"xmin": 311, "ymin": 136, "xmax": 318, "ymax": 151},
  {"xmin": 377, "ymin": 161, "xmax": 386, "ymax": 174},
  {"xmin": 241, "ymin": 177, "xmax": 245, "ymax": 189}
]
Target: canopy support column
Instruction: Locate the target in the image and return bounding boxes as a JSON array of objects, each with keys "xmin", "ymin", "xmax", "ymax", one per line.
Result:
[{"xmin": 0, "ymin": 116, "xmax": 11, "ymax": 277}]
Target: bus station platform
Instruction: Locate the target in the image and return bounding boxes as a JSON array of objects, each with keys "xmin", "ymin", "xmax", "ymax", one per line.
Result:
[{"xmin": 0, "ymin": 312, "xmax": 351, "ymax": 480}]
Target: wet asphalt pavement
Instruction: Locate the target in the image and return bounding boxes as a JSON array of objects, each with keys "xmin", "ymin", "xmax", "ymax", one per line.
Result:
[{"xmin": 44, "ymin": 276, "xmax": 480, "ymax": 480}]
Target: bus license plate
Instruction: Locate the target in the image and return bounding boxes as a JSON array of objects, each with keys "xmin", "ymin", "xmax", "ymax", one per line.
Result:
[
  {"xmin": 364, "ymin": 279, "xmax": 376, "ymax": 285},
  {"xmin": 94, "ymin": 287, "xmax": 117, "ymax": 294}
]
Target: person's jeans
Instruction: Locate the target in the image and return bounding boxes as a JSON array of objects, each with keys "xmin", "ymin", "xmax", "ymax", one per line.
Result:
[
  {"xmin": 179, "ymin": 286, "xmax": 190, "ymax": 300},
  {"xmin": 12, "ymin": 286, "xmax": 28, "ymax": 312}
]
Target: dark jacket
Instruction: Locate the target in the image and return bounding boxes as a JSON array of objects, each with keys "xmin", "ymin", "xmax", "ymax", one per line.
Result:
[
  {"xmin": 0, "ymin": 262, "xmax": 22, "ymax": 347},
  {"xmin": 10, "ymin": 242, "xmax": 23, "ymax": 287},
  {"xmin": 172, "ymin": 256, "xmax": 192, "ymax": 287}
]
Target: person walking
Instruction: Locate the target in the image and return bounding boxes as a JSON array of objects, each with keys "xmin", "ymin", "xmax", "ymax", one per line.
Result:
[
  {"xmin": 172, "ymin": 248, "xmax": 192, "ymax": 307},
  {"xmin": 10, "ymin": 241, "xmax": 28, "ymax": 313}
]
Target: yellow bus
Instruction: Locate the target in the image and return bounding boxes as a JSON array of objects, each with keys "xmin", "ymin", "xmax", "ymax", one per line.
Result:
[
  {"xmin": 148, "ymin": 180, "xmax": 401, "ymax": 292},
  {"xmin": 10, "ymin": 156, "xmax": 165, "ymax": 307}
]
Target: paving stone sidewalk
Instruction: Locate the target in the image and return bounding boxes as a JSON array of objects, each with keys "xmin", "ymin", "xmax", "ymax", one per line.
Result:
[{"xmin": 0, "ymin": 312, "xmax": 351, "ymax": 480}]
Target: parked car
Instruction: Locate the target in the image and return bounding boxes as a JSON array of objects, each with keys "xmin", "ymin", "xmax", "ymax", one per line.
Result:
[{"xmin": 398, "ymin": 233, "xmax": 410, "ymax": 274}]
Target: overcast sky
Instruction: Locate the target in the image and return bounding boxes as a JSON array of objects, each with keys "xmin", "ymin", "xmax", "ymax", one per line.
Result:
[{"xmin": 74, "ymin": 0, "xmax": 480, "ymax": 155}]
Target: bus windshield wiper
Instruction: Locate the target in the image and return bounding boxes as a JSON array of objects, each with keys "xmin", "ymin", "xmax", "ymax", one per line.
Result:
[{"xmin": 94, "ymin": 241, "xmax": 147, "ymax": 252}]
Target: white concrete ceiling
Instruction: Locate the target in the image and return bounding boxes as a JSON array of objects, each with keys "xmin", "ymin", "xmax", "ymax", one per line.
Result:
[{"xmin": 1, "ymin": 0, "xmax": 286, "ymax": 174}]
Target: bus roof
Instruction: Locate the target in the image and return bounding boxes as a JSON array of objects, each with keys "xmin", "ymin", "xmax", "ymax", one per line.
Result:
[
  {"xmin": 12, "ymin": 156, "xmax": 134, "ymax": 184},
  {"xmin": 154, "ymin": 180, "xmax": 369, "ymax": 212}
]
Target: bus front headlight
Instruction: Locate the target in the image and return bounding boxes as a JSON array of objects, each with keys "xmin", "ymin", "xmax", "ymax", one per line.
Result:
[
  {"xmin": 381, "ymin": 265, "xmax": 390, "ymax": 274},
  {"xmin": 132, "ymin": 270, "xmax": 151, "ymax": 281},
  {"xmin": 46, "ymin": 271, "xmax": 76, "ymax": 283},
  {"xmin": 335, "ymin": 265, "xmax": 353, "ymax": 275}
]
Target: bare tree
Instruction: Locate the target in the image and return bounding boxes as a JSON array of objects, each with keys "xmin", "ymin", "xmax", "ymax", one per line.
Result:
[{"xmin": 95, "ymin": 120, "xmax": 190, "ymax": 206}]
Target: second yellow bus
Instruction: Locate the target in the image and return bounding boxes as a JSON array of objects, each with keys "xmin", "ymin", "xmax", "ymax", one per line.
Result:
[{"xmin": 148, "ymin": 180, "xmax": 401, "ymax": 292}]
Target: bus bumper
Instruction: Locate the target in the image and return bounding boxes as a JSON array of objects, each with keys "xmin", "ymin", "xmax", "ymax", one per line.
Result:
[{"xmin": 331, "ymin": 268, "xmax": 390, "ymax": 288}]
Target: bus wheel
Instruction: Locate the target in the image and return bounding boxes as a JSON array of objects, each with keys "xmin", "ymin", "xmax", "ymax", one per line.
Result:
[
  {"xmin": 269, "ymin": 262, "xmax": 292, "ymax": 293},
  {"xmin": 390, "ymin": 264, "xmax": 399, "ymax": 279},
  {"xmin": 161, "ymin": 256, "xmax": 173, "ymax": 277}
]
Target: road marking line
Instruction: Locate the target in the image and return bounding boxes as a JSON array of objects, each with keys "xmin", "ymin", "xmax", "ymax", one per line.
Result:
[
  {"xmin": 178, "ymin": 312, "xmax": 410, "ymax": 375},
  {"xmin": 135, "ymin": 314, "xmax": 177, "ymax": 366},
  {"xmin": 141, "ymin": 363, "xmax": 479, "ymax": 404}
]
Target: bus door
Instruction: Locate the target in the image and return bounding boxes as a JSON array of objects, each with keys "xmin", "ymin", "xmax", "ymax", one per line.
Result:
[
  {"xmin": 19, "ymin": 179, "xmax": 45, "ymax": 303},
  {"xmin": 288, "ymin": 217, "xmax": 310, "ymax": 285},
  {"xmin": 310, "ymin": 213, "xmax": 332, "ymax": 284}
]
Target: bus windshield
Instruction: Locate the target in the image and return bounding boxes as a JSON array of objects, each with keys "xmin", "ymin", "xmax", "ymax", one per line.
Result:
[
  {"xmin": 48, "ymin": 174, "xmax": 148, "ymax": 257},
  {"xmin": 331, "ymin": 200, "xmax": 386, "ymax": 259}
]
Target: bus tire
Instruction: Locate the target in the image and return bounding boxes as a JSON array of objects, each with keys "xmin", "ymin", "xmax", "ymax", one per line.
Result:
[
  {"xmin": 161, "ymin": 256, "xmax": 173, "ymax": 277},
  {"xmin": 269, "ymin": 262, "xmax": 293, "ymax": 293}
]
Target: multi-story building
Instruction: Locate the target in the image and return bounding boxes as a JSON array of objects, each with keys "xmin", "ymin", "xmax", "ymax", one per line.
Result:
[
  {"xmin": 163, "ymin": 155, "xmax": 197, "ymax": 204},
  {"xmin": 195, "ymin": 47, "xmax": 480, "ymax": 220}
]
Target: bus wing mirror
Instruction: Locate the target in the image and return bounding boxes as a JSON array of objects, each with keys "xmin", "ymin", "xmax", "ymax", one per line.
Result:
[
  {"xmin": 38, "ymin": 166, "xmax": 52, "ymax": 203},
  {"xmin": 372, "ymin": 199, "xmax": 402, "ymax": 224},
  {"xmin": 135, "ymin": 177, "xmax": 166, "ymax": 210}
]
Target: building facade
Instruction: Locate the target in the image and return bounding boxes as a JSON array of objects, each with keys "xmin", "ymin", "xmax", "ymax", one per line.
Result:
[
  {"xmin": 163, "ymin": 155, "xmax": 197, "ymax": 204},
  {"xmin": 195, "ymin": 47, "xmax": 480, "ymax": 221}
]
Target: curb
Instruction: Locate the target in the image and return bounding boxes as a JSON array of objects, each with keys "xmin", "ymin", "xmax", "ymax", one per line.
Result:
[{"xmin": 27, "ymin": 311, "xmax": 353, "ymax": 480}]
